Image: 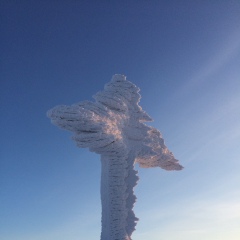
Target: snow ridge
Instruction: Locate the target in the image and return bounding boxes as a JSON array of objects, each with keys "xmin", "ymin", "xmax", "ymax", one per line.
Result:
[{"xmin": 47, "ymin": 74, "xmax": 183, "ymax": 240}]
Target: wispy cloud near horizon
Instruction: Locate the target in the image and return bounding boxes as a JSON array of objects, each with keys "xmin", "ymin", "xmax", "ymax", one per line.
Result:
[{"xmin": 134, "ymin": 193, "xmax": 240, "ymax": 240}]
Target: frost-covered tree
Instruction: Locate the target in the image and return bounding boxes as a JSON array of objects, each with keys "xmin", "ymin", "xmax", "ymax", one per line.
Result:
[{"xmin": 47, "ymin": 74, "xmax": 183, "ymax": 240}]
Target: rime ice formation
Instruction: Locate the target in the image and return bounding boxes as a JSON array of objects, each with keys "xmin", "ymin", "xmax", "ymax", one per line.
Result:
[{"xmin": 47, "ymin": 74, "xmax": 183, "ymax": 240}]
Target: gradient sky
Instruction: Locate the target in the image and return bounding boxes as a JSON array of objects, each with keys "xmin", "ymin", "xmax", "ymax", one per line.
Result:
[{"xmin": 1, "ymin": 1, "xmax": 240, "ymax": 240}]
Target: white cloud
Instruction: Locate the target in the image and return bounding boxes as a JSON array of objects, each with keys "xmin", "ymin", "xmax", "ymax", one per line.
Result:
[
  {"xmin": 134, "ymin": 195, "xmax": 240, "ymax": 240},
  {"xmin": 178, "ymin": 28, "xmax": 240, "ymax": 96}
]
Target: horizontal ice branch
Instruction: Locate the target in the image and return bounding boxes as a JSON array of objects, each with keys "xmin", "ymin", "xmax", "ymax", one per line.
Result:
[{"xmin": 47, "ymin": 74, "xmax": 182, "ymax": 170}]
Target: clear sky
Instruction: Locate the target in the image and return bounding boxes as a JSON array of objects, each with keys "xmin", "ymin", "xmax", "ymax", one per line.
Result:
[{"xmin": 1, "ymin": 1, "xmax": 240, "ymax": 240}]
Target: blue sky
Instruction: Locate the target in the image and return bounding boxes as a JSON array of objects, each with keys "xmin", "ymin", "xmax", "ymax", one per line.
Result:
[{"xmin": 1, "ymin": 1, "xmax": 240, "ymax": 239}]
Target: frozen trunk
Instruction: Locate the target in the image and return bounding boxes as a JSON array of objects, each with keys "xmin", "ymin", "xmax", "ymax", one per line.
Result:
[{"xmin": 100, "ymin": 152, "xmax": 139, "ymax": 240}]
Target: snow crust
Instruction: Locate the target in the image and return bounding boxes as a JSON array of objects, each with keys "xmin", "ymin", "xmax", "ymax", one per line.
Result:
[{"xmin": 47, "ymin": 74, "xmax": 183, "ymax": 240}]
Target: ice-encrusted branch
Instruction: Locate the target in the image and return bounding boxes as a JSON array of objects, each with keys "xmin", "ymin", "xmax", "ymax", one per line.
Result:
[{"xmin": 47, "ymin": 74, "xmax": 183, "ymax": 240}]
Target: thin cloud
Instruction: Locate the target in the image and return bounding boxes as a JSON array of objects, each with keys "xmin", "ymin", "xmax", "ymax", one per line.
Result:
[
  {"xmin": 134, "ymin": 197, "xmax": 240, "ymax": 240},
  {"xmin": 178, "ymin": 28, "xmax": 240, "ymax": 97}
]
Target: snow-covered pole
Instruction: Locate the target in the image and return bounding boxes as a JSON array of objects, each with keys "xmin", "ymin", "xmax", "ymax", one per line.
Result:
[{"xmin": 47, "ymin": 74, "xmax": 183, "ymax": 240}]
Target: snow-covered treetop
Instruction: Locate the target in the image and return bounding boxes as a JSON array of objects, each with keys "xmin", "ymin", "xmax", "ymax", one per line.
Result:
[{"xmin": 47, "ymin": 74, "xmax": 183, "ymax": 171}]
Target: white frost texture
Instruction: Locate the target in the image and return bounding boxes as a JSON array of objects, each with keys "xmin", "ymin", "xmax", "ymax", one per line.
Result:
[{"xmin": 47, "ymin": 74, "xmax": 183, "ymax": 240}]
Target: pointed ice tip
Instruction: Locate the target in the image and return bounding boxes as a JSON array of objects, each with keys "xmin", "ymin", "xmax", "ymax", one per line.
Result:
[
  {"xmin": 112, "ymin": 74, "xmax": 126, "ymax": 82},
  {"xmin": 46, "ymin": 109, "xmax": 52, "ymax": 118},
  {"xmin": 175, "ymin": 164, "xmax": 184, "ymax": 171}
]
